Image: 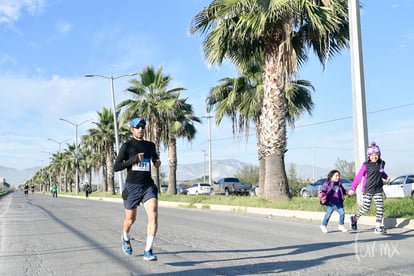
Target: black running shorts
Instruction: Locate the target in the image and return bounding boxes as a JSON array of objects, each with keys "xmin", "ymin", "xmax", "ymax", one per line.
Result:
[{"xmin": 122, "ymin": 183, "xmax": 158, "ymax": 210}]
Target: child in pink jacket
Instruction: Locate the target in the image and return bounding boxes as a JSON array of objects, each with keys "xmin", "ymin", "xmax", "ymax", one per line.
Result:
[{"xmin": 348, "ymin": 141, "xmax": 391, "ymax": 233}]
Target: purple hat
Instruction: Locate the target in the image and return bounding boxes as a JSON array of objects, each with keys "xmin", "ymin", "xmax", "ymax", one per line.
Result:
[
  {"xmin": 367, "ymin": 141, "xmax": 381, "ymax": 156},
  {"xmin": 129, "ymin": 118, "xmax": 146, "ymax": 128}
]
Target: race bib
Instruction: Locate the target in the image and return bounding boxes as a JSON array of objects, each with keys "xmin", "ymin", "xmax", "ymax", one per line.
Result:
[{"xmin": 132, "ymin": 158, "xmax": 151, "ymax": 172}]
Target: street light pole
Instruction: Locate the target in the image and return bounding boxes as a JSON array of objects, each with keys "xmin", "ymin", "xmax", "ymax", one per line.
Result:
[
  {"xmin": 48, "ymin": 138, "xmax": 70, "ymax": 192},
  {"xmin": 349, "ymin": 0, "xmax": 368, "ymax": 205},
  {"xmin": 201, "ymin": 114, "xmax": 213, "ymax": 186},
  {"xmin": 48, "ymin": 138, "xmax": 71, "ymax": 152},
  {"xmin": 84, "ymin": 72, "xmax": 138, "ymax": 193},
  {"xmin": 59, "ymin": 118, "xmax": 91, "ymax": 194},
  {"xmin": 40, "ymin": 151, "xmax": 52, "ymax": 190},
  {"xmin": 201, "ymin": 150, "xmax": 206, "ymax": 182}
]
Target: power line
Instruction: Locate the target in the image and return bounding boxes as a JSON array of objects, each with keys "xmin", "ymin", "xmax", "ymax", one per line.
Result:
[
  {"xmin": 296, "ymin": 102, "xmax": 414, "ymax": 129},
  {"xmin": 191, "ymin": 101, "xmax": 414, "ymax": 146},
  {"xmin": 174, "ymin": 102, "xmax": 414, "ymax": 162}
]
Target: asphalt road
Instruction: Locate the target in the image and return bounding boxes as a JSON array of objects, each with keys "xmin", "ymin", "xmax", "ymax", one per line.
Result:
[{"xmin": 0, "ymin": 192, "xmax": 413, "ymax": 276}]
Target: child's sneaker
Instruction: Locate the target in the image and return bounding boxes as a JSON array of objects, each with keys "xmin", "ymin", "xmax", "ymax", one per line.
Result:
[
  {"xmin": 338, "ymin": 225, "xmax": 348, "ymax": 232},
  {"xmin": 350, "ymin": 216, "xmax": 358, "ymax": 230},
  {"xmin": 143, "ymin": 249, "xmax": 157, "ymax": 261},
  {"xmin": 320, "ymin": 225, "xmax": 328, "ymax": 233},
  {"xmin": 374, "ymin": 226, "xmax": 386, "ymax": 234}
]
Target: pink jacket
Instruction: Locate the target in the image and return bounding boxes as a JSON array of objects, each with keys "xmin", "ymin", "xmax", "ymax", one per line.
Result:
[{"xmin": 351, "ymin": 162, "xmax": 388, "ymax": 193}]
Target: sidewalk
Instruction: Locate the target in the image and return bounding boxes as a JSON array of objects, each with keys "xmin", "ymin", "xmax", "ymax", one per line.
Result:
[{"xmin": 66, "ymin": 194, "xmax": 414, "ymax": 230}]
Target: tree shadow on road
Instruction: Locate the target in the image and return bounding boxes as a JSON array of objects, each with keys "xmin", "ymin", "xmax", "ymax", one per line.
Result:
[
  {"xmin": 146, "ymin": 240, "xmax": 355, "ymax": 275},
  {"xmin": 148, "ymin": 228, "xmax": 414, "ymax": 276}
]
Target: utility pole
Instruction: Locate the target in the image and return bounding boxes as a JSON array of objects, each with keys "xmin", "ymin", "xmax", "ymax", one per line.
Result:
[
  {"xmin": 201, "ymin": 114, "xmax": 213, "ymax": 186},
  {"xmin": 59, "ymin": 118, "xmax": 91, "ymax": 194},
  {"xmin": 201, "ymin": 150, "xmax": 206, "ymax": 182},
  {"xmin": 40, "ymin": 151, "xmax": 52, "ymax": 191},
  {"xmin": 349, "ymin": 0, "xmax": 368, "ymax": 205}
]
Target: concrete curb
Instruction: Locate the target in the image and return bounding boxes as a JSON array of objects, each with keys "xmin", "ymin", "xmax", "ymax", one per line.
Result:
[
  {"xmin": 61, "ymin": 195, "xmax": 414, "ymax": 230},
  {"xmin": 170, "ymin": 202, "xmax": 414, "ymax": 229}
]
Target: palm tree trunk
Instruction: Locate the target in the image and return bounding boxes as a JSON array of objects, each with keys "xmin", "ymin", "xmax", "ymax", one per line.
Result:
[
  {"xmin": 87, "ymin": 170, "xmax": 92, "ymax": 192},
  {"xmin": 255, "ymin": 123, "xmax": 266, "ymax": 197},
  {"xmin": 106, "ymin": 148, "xmax": 114, "ymax": 194},
  {"xmin": 264, "ymin": 152, "xmax": 289, "ymax": 201},
  {"xmin": 258, "ymin": 158, "xmax": 266, "ymax": 197},
  {"xmin": 102, "ymin": 162, "xmax": 108, "ymax": 192},
  {"xmin": 64, "ymin": 170, "xmax": 68, "ymax": 192},
  {"xmin": 150, "ymin": 122, "xmax": 161, "ymax": 190},
  {"xmin": 260, "ymin": 38, "xmax": 290, "ymax": 201},
  {"xmin": 168, "ymin": 137, "xmax": 177, "ymax": 194}
]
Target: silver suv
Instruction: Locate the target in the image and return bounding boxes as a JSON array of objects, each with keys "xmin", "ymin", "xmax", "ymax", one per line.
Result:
[{"xmin": 300, "ymin": 178, "xmax": 352, "ymax": 198}]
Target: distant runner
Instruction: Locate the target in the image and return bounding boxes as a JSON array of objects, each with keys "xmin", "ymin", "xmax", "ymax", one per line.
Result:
[
  {"xmin": 30, "ymin": 184, "xmax": 35, "ymax": 198},
  {"xmin": 23, "ymin": 183, "xmax": 29, "ymax": 199},
  {"xmin": 52, "ymin": 182, "xmax": 58, "ymax": 198}
]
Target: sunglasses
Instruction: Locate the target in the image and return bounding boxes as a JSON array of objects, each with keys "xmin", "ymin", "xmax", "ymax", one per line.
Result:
[{"xmin": 133, "ymin": 125, "xmax": 145, "ymax": 129}]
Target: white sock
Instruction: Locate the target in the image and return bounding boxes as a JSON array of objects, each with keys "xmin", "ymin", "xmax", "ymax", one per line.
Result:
[
  {"xmin": 145, "ymin": 236, "xmax": 154, "ymax": 252},
  {"xmin": 123, "ymin": 231, "xmax": 129, "ymax": 241}
]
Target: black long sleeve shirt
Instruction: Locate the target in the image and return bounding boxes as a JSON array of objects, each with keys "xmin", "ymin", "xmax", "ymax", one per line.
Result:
[{"xmin": 114, "ymin": 138, "xmax": 159, "ymax": 185}]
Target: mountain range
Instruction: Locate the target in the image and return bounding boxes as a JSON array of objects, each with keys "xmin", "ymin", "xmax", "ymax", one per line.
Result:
[
  {"xmin": 1, "ymin": 159, "xmax": 329, "ymax": 187},
  {"xmin": 0, "ymin": 166, "xmax": 40, "ymax": 187}
]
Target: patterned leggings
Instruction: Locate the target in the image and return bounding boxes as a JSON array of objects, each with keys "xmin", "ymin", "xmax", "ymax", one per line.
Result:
[{"xmin": 355, "ymin": 192, "xmax": 384, "ymax": 223}]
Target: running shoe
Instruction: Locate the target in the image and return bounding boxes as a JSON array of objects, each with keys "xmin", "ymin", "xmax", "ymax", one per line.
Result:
[
  {"xmin": 143, "ymin": 249, "xmax": 157, "ymax": 261},
  {"xmin": 374, "ymin": 226, "xmax": 386, "ymax": 234},
  {"xmin": 338, "ymin": 225, "xmax": 348, "ymax": 232},
  {"xmin": 122, "ymin": 237, "xmax": 132, "ymax": 256},
  {"xmin": 320, "ymin": 225, "xmax": 328, "ymax": 233},
  {"xmin": 350, "ymin": 216, "xmax": 358, "ymax": 230}
]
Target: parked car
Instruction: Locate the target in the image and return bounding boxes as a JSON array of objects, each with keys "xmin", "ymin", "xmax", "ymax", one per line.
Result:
[
  {"xmin": 176, "ymin": 183, "xmax": 189, "ymax": 195},
  {"xmin": 383, "ymin": 174, "xmax": 414, "ymax": 198},
  {"xmin": 160, "ymin": 184, "xmax": 168, "ymax": 193},
  {"xmin": 187, "ymin": 182, "xmax": 211, "ymax": 195},
  {"xmin": 211, "ymin": 177, "xmax": 252, "ymax": 196},
  {"xmin": 300, "ymin": 178, "xmax": 352, "ymax": 198}
]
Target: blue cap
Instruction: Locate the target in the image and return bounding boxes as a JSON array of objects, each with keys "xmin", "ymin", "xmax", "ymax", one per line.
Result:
[{"xmin": 129, "ymin": 118, "xmax": 146, "ymax": 128}]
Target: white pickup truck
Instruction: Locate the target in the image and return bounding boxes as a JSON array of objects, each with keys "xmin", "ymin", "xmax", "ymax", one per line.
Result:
[{"xmin": 211, "ymin": 177, "xmax": 252, "ymax": 196}]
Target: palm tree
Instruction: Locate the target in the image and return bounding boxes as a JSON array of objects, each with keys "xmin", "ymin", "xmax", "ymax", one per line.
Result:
[
  {"xmin": 76, "ymin": 143, "xmax": 91, "ymax": 192},
  {"xmin": 78, "ymin": 144, "xmax": 94, "ymax": 192},
  {"xmin": 60, "ymin": 148, "xmax": 73, "ymax": 192},
  {"xmin": 50, "ymin": 151, "xmax": 65, "ymax": 192},
  {"xmin": 118, "ymin": 66, "xmax": 185, "ymax": 189},
  {"xmin": 191, "ymin": 0, "xmax": 349, "ymax": 201},
  {"xmin": 162, "ymin": 98, "xmax": 201, "ymax": 194},
  {"xmin": 61, "ymin": 143, "xmax": 76, "ymax": 192},
  {"xmin": 208, "ymin": 68, "xmax": 314, "ymax": 196},
  {"xmin": 84, "ymin": 107, "xmax": 118, "ymax": 194},
  {"xmin": 81, "ymin": 133, "xmax": 105, "ymax": 192}
]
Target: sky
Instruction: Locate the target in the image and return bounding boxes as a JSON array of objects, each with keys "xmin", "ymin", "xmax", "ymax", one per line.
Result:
[{"xmin": 1, "ymin": 0, "xmax": 414, "ymax": 180}]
